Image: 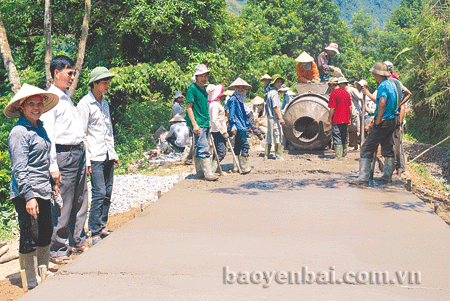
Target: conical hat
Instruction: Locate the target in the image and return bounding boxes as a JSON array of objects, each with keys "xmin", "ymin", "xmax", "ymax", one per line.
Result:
[
  {"xmin": 169, "ymin": 114, "xmax": 186, "ymax": 123},
  {"xmin": 295, "ymin": 51, "xmax": 314, "ymax": 63},
  {"xmin": 260, "ymin": 74, "xmax": 272, "ymax": 81},
  {"xmin": 228, "ymin": 77, "xmax": 252, "ymax": 90},
  {"xmin": 3, "ymin": 83, "xmax": 59, "ymax": 118},
  {"xmin": 251, "ymin": 96, "xmax": 264, "ymax": 105}
]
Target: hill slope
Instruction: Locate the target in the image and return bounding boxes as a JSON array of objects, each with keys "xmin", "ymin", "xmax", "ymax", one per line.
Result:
[{"xmin": 333, "ymin": 0, "xmax": 401, "ymax": 25}]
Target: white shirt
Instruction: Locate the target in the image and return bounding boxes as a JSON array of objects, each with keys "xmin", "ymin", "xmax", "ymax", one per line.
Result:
[
  {"xmin": 208, "ymin": 101, "xmax": 227, "ymax": 134},
  {"xmin": 41, "ymin": 84, "xmax": 85, "ymax": 172},
  {"xmin": 172, "ymin": 102, "xmax": 184, "ymax": 117},
  {"xmin": 166, "ymin": 122, "xmax": 189, "ymax": 147},
  {"xmin": 77, "ymin": 91, "xmax": 119, "ymax": 166},
  {"xmin": 347, "ymin": 86, "xmax": 363, "ymax": 116}
]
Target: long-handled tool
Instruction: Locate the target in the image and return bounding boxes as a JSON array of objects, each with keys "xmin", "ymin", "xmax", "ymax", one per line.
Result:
[
  {"xmin": 226, "ymin": 137, "xmax": 242, "ymax": 174},
  {"xmin": 210, "ymin": 135, "xmax": 224, "ymax": 176}
]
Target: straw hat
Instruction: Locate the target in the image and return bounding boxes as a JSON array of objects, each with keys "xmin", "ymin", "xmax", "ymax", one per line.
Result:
[
  {"xmin": 88, "ymin": 67, "xmax": 115, "ymax": 85},
  {"xmin": 194, "ymin": 64, "xmax": 210, "ymax": 76},
  {"xmin": 4, "ymin": 83, "xmax": 59, "ymax": 118},
  {"xmin": 169, "ymin": 114, "xmax": 186, "ymax": 123},
  {"xmin": 369, "ymin": 62, "xmax": 391, "ymax": 77},
  {"xmin": 295, "ymin": 51, "xmax": 314, "ymax": 63},
  {"xmin": 355, "ymin": 80, "xmax": 368, "ymax": 87},
  {"xmin": 228, "ymin": 77, "xmax": 252, "ymax": 90},
  {"xmin": 260, "ymin": 74, "xmax": 272, "ymax": 81},
  {"xmin": 173, "ymin": 91, "xmax": 184, "ymax": 99},
  {"xmin": 328, "ymin": 77, "xmax": 339, "ymax": 84},
  {"xmin": 325, "ymin": 43, "xmax": 340, "ymax": 54},
  {"xmin": 270, "ymin": 74, "xmax": 285, "ymax": 86},
  {"xmin": 278, "ymin": 84, "xmax": 290, "ymax": 92},
  {"xmin": 337, "ymin": 77, "xmax": 349, "ymax": 84},
  {"xmin": 251, "ymin": 96, "xmax": 264, "ymax": 105},
  {"xmin": 223, "ymin": 90, "xmax": 234, "ymax": 97},
  {"xmin": 206, "ymin": 84, "xmax": 224, "ymax": 103}
]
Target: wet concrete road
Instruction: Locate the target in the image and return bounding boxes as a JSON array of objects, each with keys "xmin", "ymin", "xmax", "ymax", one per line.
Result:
[{"xmin": 19, "ymin": 150, "xmax": 450, "ymax": 300}]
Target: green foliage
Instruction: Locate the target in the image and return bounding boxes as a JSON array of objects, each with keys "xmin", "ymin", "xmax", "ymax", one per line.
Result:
[{"xmin": 0, "ymin": 207, "xmax": 18, "ymax": 243}]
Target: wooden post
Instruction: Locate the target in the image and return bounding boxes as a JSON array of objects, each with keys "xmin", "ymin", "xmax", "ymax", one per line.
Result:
[
  {"xmin": 178, "ymin": 169, "xmax": 183, "ymax": 182},
  {"xmin": 157, "ymin": 191, "xmax": 162, "ymax": 199},
  {"xmin": 406, "ymin": 179, "xmax": 412, "ymax": 192},
  {"xmin": 39, "ymin": 265, "xmax": 47, "ymax": 283},
  {"xmin": 20, "ymin": 270, "xmax": 28, "ymax": 292}
]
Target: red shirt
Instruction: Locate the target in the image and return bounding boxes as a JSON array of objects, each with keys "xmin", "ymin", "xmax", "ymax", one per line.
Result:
[{"xmin": 328, "ymin": 88, "xmax": 351, "ymax": 125}]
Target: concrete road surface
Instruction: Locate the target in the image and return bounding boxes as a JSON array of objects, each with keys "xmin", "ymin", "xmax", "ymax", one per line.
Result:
[{"xmin": 19, "ymin": 150, "xmax": 450, "ymax": 300}]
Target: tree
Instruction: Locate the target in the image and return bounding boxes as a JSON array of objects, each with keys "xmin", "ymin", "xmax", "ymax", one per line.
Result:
[{"xmin": 0, "ymin": 13, "xmax": 20, "ymax": 94}]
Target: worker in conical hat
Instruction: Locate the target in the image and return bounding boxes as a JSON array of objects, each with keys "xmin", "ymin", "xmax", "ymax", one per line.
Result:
[
  {"xmin": 227, "ymin": 77, "xmax": 252, "ymax": 174},
  {"xmin": 295, "ymin": 51, "xmax": 320, "ymax": 83}
]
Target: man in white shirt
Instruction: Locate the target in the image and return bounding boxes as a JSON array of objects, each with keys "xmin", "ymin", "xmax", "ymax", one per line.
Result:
[
  {"xmin": 40, "ymin": 55, "xmax": 88, "ymax": 263},
  {"xmin": 77, "ymin": 67, "xmax": 119, "ymax": 245},
  {"xmin": 165, "ymin": 114, "xmax": 190, "ymax": 152}
]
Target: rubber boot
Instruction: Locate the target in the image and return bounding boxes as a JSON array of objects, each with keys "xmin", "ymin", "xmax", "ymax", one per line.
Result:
[
  {"xmin": 37, "ymin": 245, "xmax": 54, "ymax": 277},
  {"xmin": 194, "ymin": 158, "xmax": 204, "ymax": 179},
  {"xmin": 343, "ymin": 144, "xmax": 349, "ymax": 157},
  {"xmin": 239, "ymin": 156, "xmax": 251, "ymax": 174},
  {"xmin": 275, "ymin": 145, "xmax": 284, "ymax": 161},
  {"xmin": 211, "ymin": 159, "xmax": 218, "ymax": 174},
  {"xmin": 376, "ymin": 157, "xmax": 395, "ymax": 184},
  {"xmin": 349, "ymin": 157, "xmax": 372, "ymax": 185},
  {"xmin": 334, "ymin": 145, "xmax": 343, "ymax": 158},
  {"xmin": 19, "ymin": 251, "xmax": 40, "ymax": 289},
  {"xmin": 200, "ymin": 158, "xmax": 218, "ymax": 181},
  {"xmin": 264, "ymin": 143, "xmax": 271, "ymax": 160}
]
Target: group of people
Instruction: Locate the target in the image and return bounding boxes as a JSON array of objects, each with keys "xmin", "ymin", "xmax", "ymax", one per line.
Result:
[{"xmin": 5, "ymin": 55, "xmax": 119, "ymax": 289}]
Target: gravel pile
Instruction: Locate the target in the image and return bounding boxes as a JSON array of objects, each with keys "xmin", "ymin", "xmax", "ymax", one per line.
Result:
[
  {"xmin": 87, "ymin": 173, "xmax": 189, "ymax": 216},
  {"xmin": 148, "ymin": 152, "xmax": 184, "ymax": 165}
]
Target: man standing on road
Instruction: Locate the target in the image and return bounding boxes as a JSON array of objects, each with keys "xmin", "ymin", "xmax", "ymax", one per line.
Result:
[
  {"xmin": 326, "ymin": 77, "xmax": 352, "ymax": 158},
  {"xmin": 350, "ymin": 62, "xmax": 398, "ymax": 185},
  {"xmin": 264, "ymin": 74, "xmax": 285, "ymax": 160},
  {"xmin": 77, "ymin": 67, "xmax": 119, "ymax": 246},
  {"xmin": 185, "ymin": 64, "xmax": 218, "ymax": 181},
  {"xmin": 41, "ymin": 55, "xmax": 88, "ymax": 263}
]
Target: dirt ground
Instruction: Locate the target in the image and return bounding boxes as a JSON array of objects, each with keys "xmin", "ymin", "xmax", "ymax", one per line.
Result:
[{"xmin": 1, "ymin": 140, "xmax": 449, "ymax": 301}]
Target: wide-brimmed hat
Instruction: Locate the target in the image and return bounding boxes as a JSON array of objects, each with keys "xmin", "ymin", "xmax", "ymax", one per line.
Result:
[
  {"xmin": 369, "ymin": 62, "xmax": 391, "ymax": 77},
  {"xmin": 260, "ymin": 74, "xmax": 272, "ymax": 81},
  {"xmin": 169, "ymin": 114, "xmax": 186, "ymax": 123},
  {"xmin": 278, "ymin": 84, "xmax": 290, "ymax": 92},
  {"xmin": 270, "ymin": 74, "xmax": 285, "ymax": 86},
  {"xmin": 295, "ymin": 51, "xmax": 314, "ymax": 63},
  {"xmin": 251, "ymin": 96, "xmax": 264, "ymax": 105},
  {"xmin": 325, "ymin": 43, "xmax": 339, "ymax": 54},
  {"xmin": 383, "ymin": 61, "xmax": 394, "ymax": 72},
  {"xmin": 328, "ymin": 77, "xmax": 339, "ymax": 84},
  {"xmin": 88, "ymin": 67, "xmax": 115, "ymax": 85},
  {"xmin": 337, "ymin": 77, "xmax": 349, "ymax": 84},
  {"xmin": 173, "ymin": 91, "xmax": 184, "ymax": 99},
  {"xmin": 4, "ymin": 83, "xmax": 59, "ymax": 118},
  {"xmin": 194, "ymin": 64, "xmax": 210, "ymax": 76},
  {"xmin": 228, "ymin": 77, "xmax": 252, "ymax": 90},
  {"xmin": 206, "ymin": 84, "xmax": 224, "ymax": 103},
  {"xmin": 355, "ymin": 80, "xmax": 368, "ymax": 87}
]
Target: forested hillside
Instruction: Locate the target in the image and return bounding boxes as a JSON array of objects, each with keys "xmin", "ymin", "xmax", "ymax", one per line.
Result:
[
  {"xmin": 0, "ymin": 0, "xmax": 447, "ymax": 213},
  {"xmin": 333, "ymin": 0, "xmax": 401, "ymax": 25}
]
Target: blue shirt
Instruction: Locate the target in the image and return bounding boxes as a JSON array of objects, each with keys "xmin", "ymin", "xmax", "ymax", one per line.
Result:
[
  {"xmin": 9, "ymin": 116, "xmax": 55, "ymax": 201},
  {"xmin": 375, "ymin": 80, "xmax": 397, "ymax": 121},
  {"xmin": 228, "ymin": 95, "xmax": 251, "ymax": 131}
]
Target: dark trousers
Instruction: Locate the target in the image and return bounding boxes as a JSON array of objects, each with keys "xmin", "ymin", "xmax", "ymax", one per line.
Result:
[
  {"xmin": 50, "ymin": 147, "xmax": 88, "ymax": 257},
  {"xmin": 331, "ymin": 124, "xmax": 349, "ymax": 146},
  {"xmin": 393, "ymin": 120, "xmax": 406, "ymax": 173},
  {"xmin": 360, "ymin": 118, "xmax": 396, "ymax": 158},
  {"xmin": 211, "ymin": 132, "xmax": 227, "ymax": 162},
  {"xmin": 234, "ymin": 130, "xmax": 250, "ymax": 157},
  {"xmin": 166, "ymin": 135, "xmax": 185, "ymax": 152},
  {"xmin": 13, "ymin": 197, "xmax": 53, "ymax": 254},
  {"xmin": 88, "ymin": 157, "xmax": 115, "ymax": 237}
]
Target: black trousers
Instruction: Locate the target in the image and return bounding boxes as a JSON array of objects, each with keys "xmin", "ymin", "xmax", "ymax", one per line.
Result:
[
  {"xmin": 13, "ymin": 197, "xmax": 53, "ymax": 254},
  {"xmin": 360, "ymin": 118, "xmax": 397, "ymax": 158}
]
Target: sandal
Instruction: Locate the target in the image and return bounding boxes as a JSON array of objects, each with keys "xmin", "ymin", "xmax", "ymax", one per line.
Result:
[
  {"xmin": 50, "ymin": 255, "xmax": 72, "ymax": 264},
  {"xmin": 69, "ymin": 245, "xmax": 89, "ymax": 254}
]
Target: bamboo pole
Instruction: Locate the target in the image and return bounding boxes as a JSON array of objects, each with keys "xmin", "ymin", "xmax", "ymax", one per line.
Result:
[
  {"xmin": 409, "ymin": 135, "xmax": 450, "ymax": 163},
  {"xmin": 210, "ymin": 136, "xmax": 223, "ymax": 176}
]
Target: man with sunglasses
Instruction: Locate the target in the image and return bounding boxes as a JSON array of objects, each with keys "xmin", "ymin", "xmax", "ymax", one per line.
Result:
[{"xmin": 41, "ymin": 55, "xmax": 89, "ymax": 264}]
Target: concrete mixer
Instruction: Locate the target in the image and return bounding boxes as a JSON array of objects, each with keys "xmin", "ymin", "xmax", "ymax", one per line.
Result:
[{"xmin": 282, "ymin": 83, "xmax": 332, "ymax": 150}]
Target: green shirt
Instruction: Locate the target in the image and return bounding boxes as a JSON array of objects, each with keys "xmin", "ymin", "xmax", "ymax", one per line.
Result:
[{"xmin": 185, "ymin": 83, "xmax": 209, "ymax": 128}]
